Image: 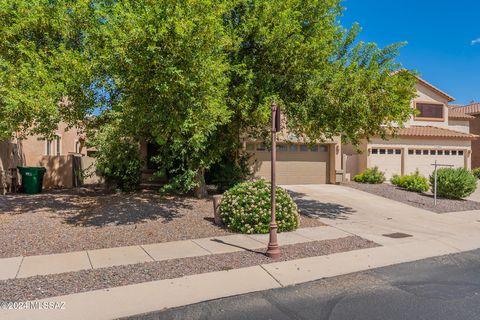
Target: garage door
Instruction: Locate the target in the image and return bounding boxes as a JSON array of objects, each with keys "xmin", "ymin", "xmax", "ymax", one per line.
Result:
[
  {"xmin": 248, "ymin": 143, "xmax": 329, "ymax": 185},
  {"xmin": 405, "ymin": 149, "xmax": 465, "ymax": 177},
  {"xmin": 370, "ymin": 148, "xmax": 402, "ymax": 180}
]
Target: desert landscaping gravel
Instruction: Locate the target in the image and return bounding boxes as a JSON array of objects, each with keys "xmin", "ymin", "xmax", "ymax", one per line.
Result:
[
  {"xmin": 0, "ymin": 236, "xmax": 377, "ymax": 302},
  {"xmin": 0, "ymin": 186, "xmax": 324, "ymax": 258},
  {"xmin": 344, "ymin": 182, "xmax": 480, "ymax": 213}
]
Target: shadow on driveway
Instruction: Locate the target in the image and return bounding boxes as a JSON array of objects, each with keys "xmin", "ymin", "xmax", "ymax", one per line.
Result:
[{"xmin": 288, "ymin": 190, "xmax": 356, "ymax": 220}]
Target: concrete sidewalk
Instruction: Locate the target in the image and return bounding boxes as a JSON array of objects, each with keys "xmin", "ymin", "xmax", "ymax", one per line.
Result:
[
  {"xmin": 0, "ymin": 226, "xmax": 350, "ymax": 280},
  {"xmin": 2, "ymin": 238, "xmax": 474, "ymax": 320}
]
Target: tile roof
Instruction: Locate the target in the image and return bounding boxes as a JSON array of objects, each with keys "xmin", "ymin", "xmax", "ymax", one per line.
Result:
[
  {"xmin": 393, "ymin": 126, "xmax": 478, "ymax": 140},
  {"xmin": 452, "ymin": 103, "xmax": 480, "ymax": 115},
  {"xmin": 448, "ymin": 108, "xmax": 476, "ymax": 120}
]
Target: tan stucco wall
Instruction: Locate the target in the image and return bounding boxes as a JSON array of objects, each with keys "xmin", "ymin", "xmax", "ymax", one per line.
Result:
[
  {"xmin": 447, "ymin": 120, "xmax": 470, "ymax": 134},
  {"xmin": 470, "ymin": 116, "xmax": 480, "ymax": 169}
]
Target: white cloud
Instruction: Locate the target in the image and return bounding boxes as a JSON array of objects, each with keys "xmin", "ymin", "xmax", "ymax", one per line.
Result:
[{"xmin": 472, "ymin": 38, "xmax": 480, "ymax": 45}]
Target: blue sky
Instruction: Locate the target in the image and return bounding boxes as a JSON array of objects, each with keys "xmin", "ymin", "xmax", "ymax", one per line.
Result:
[{"xmin": 340, "ymin": 0, "xmax": 479, "ymax": 105}]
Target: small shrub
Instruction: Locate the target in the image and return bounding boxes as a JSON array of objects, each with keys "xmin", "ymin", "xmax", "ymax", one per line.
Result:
[
  {"xmin": 219, "ymin": 180, "xmax": 299, "ymax": 234},
  {"xmin": 429, "ymin": 168, "xmax": 477, "ymax": 199},
  {"xmin": 391, "ymin": 170, "xmax": 429, "ymax": 193},
  {"xmin": 353, "ymin": 167, "xmax": 385, "ymax": 184},
  {"xmin": 472, "ymin": 167, "xmax": 480, "ymax": 179}
]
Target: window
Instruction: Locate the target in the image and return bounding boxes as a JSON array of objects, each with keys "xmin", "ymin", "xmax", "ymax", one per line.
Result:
[
  {"xmin": 46, "ymin": 140, "xmax": 52, "ymax": 156},
  {"xmin": 459, "ymin": 150, "xmax": 464, "ymax": 156},
  {"xmin": 437, "ymin": 150, "xmax": 443, "ymax": 155},
  {"xmin": 415, "ymin": 150, "xmax": 421, "ymax": 155},
  {"xmin": 289, "ymin": 144, "xmax": 298, "ymax": 152},
  {"xmin": 256, "ymin": 144, "xmax": 266, "ymax": 151},
  {"xmin": 408, "ymin": 150, "xmax": 414, "ymax": 155},
  {"xmin": 430, "ymin": 150, "xmax": 436, "ymax": 155},
  {"xmin": 395, "ymin": 149, "xmax": 401, "ymax": 155},
  {"xmin": 372, "ymin": 148, "xmax": 378, "ymax": 155},
  {"xmin": 445, "ymin": 150, "xmax": 450, "ymax": 156},
  {"xmin": 75, "ymin": 140, "xmax": 81, "ymax": 154},
  {"xmin": 310, "ymin": 145, "xmax": 318, "ymax": 152},
  {"xmin": 415, "ymin": 103, "xmax": 444, "ymax": 119},
  {"xmin": 246, "ymin": 143, "xmax": 255, "ymax": 151},
  {"xmin": 56, "ymin": 136, "xmax": 61, "ymax": 156},
  {"xmin": 387, "ymin": 149, "xmax": 394, "ymax": 155},
  {"xmin": 276, "ymin": 144, "xmax": 287, "ymax": 152},
  {"xmin": 319, "ymin": 145, "xmax": 328, "ymax": 152},
  {"xmin": 423, "ymin": 150, "xmax": 429, "ymax": 155},
  {"xmin": 299, "ymin": 144, "xmax": 308, "ymax": 152},
  {"xmin": 451, "ymin": 150, "xmax": 457, "ymax": 156},
  {"xmin": 379, "ymin": 149, "xmax": 386, "ymax": 154}
]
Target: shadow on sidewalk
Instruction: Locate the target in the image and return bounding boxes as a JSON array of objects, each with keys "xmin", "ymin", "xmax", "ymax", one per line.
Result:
[{"xmin": 288, "ymin": 190, "xmax": 356, "ymax": 220}]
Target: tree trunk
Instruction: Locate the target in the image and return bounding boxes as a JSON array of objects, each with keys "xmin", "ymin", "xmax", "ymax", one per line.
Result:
[{"xmin": 194, "ymin": 167, "xmax": 207, "ymax": 198}]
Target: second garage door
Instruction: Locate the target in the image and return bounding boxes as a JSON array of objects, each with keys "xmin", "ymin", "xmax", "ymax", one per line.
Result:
[
  {"xmin": 248, "ymin": 143, "xmax": 330, "ymax": 185},
  {"xmin": 405, "ymin": 148, "xmax": 465, "ymax": 177}
]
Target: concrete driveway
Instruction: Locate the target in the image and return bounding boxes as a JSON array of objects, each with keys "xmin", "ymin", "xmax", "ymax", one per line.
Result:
[{"xmin": 285, "ymin": 184, "xmax": 480, "ymax": 248}]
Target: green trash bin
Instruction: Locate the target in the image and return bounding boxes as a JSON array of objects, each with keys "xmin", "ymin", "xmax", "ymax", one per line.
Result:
[{"xmin": 18, "ymin": 167, "xmax": 47, "ymax": 194}]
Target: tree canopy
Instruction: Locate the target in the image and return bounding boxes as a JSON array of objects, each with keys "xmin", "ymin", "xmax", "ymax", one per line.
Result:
[{"xmin": 0, "ymin": 0, "xmax": 417, "ymax": 194}]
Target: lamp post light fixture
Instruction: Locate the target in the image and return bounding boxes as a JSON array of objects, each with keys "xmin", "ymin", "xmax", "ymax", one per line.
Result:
[{"xmin": 266, "ymin": 101, "xmax": 281, "ymax": 259}]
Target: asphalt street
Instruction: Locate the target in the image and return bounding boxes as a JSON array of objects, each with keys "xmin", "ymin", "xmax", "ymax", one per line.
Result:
[{"xmin": 125, "ymin": 249, "xmax": 480, "ymax": 320}]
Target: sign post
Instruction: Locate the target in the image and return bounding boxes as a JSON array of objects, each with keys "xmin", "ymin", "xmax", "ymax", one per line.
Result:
[
  {"xmin": 266, "ymin": 101, "xmax": 281, "ymax": 259},
  {"xmin": 431, "ymin": 160, "xmax": 454, "ymax": 206}
]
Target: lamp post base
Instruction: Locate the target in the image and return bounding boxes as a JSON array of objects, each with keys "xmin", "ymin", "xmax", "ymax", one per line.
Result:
[
  {"xmin": 266, "ymin": 222, "xmax": 281, "ymax": 259},
  {"xmin": 266, "ymin": 245, "xmax": 281, "ymax": 259}
]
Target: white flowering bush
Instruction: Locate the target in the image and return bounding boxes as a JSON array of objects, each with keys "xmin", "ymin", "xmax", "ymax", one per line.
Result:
[{"xmin": 219, "ymin": 180, "xmax": 299, "ymax": 234}]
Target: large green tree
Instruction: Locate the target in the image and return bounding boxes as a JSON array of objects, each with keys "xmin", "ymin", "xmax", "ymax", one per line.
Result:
[
  {"xmin": 0, "ymin": 0, "xmax": 97, "ymax": 140},
  {"xmin": 0, "ymin": 0, "xmax": 417, "ymax": 196}
]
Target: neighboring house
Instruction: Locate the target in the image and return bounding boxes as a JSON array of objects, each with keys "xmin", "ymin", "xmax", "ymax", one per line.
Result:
[
  {"xmin": 0, "ymin": 122, "xmax": 92, "ymax": 191},
  {"xmin": 343, "ymin": 77, "xmax": 477, "ymax": 180},
  {"xmin": 449, "ymin": 102, "xmax": 480, "ymax": 169}
]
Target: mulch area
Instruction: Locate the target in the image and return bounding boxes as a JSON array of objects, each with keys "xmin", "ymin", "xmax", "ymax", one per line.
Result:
[
  {"xmin": 343, "ymin": 182, "xmax": 480, "ymax": 213},
  {"xmin": 0, "ymin": 186, "xmax": 324, "ymax": 258},
  {"xmin": 0, "ymin": 236, "xmax": 377, "ymax": 302}
]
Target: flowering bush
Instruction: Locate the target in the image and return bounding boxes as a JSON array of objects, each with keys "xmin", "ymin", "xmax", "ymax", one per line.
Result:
[{"xmin": 219, "ymin": 180, "xmax": 299, "ymax": 234}]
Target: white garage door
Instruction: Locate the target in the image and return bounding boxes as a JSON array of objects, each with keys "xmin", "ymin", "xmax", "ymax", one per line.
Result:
[
  {"xmin": 369, "ymin": 148, "xmax": 402, "ymax": 180},
  {"xmin": 405, "ymin": 149, "xmax": 465, "ymax": 177},
  {"xmin": 248, "ymin": 143, "xmax": 329, "ymax": 184}
]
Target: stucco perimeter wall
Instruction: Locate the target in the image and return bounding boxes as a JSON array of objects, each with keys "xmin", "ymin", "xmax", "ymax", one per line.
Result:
[
  {"xmin": 342, "ymin": 141, "xmax": 368, "ymax": 180},
  {"xmin": 29, "ymin": 156, "xmax": 74, "ymax": 189},
  {"xmin": 81, "ymin": 156, "xmax": 102, "ymax": 185}
]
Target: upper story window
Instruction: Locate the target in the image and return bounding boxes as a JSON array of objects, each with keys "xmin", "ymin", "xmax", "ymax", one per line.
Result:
[{"xmin": 415, "ymin": 102, "xmax": 444, "ymax": 120}]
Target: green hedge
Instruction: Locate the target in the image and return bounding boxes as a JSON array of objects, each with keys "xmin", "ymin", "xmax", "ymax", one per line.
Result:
[
  {"xmin": 472, "ymin": 167, "xmax": 480, "ymax": 179},
  {"xmin": 391, "ymin": 170, "xmax": 429, "ymax": 193},
  {"xmin": 429, "ymin": 168, "xmax": 477, "ymax": 199},
  {"xmin": 219, "ymin": 180, "xmax": 299, "ymax": 234},
  {"xmin": 353, "ymin": 167, "xmax": 385, "ymax": 184}
]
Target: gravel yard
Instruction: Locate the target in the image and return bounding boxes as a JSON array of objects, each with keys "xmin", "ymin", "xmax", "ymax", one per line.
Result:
[
  {"xmin": 343, "ymin": 182, "xmax": 480, "ymax": 213},
  {"xmin": 0, "ymin": 236, "xmax": 377, "ymax": 302},
  {"xmin": 0, "ymin": 186, "xmax": 324, "ymax": 258}
]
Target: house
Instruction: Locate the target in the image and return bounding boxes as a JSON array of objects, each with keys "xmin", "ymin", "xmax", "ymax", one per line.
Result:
[
  {"xmin": 449, "ymin": 102, "xmax": 480, "ymax": 169},
  {"xmin": 0, "ymin": 122, "xmax": 94, "ymax": 191},
  {"xmin": 343, "ymin": 77, "xmax": 477, "ymax": 180}
]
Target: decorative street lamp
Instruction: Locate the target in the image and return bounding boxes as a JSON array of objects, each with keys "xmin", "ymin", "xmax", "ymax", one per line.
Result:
[{"xmin": 266, "ymin": 101, "xmax": 281, "ymax": 259}]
